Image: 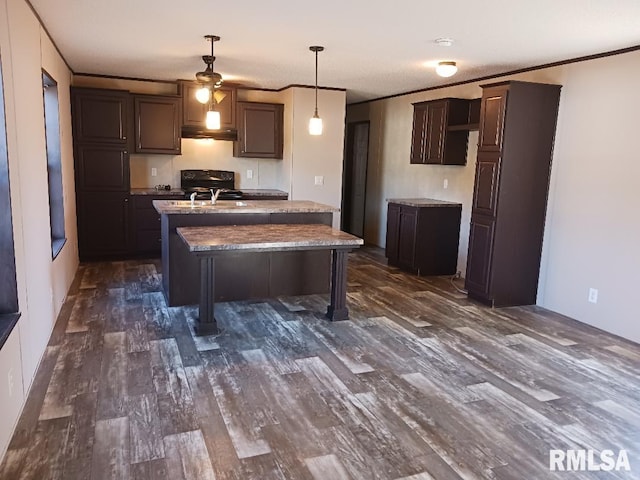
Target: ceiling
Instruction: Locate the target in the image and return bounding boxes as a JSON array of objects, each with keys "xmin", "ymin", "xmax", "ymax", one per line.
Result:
[{"xmin": 30, "ymin": 0, "xmax": 640, "ymax": 103}]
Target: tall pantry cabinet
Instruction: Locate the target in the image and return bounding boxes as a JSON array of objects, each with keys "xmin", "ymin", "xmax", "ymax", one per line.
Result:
[
  {"xmin": 72, "ymin": 88, "xmax": 132, "ymax": 260},
  {"xmin": 465, "ymin": 81, "xmax": 561, "ymax": 306}
]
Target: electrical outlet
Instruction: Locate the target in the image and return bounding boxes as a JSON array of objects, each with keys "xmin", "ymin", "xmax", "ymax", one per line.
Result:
[
  {"xmin": 314, "ymin": 176, "xmax": 324, "ymax": 186},
  {"xmin": 443, "ymin": 178, "xmax": 449, "ymax": 189},
  {"xmin": 588, "ymin": 288, "xmax": 598, "ymax": 304},
  {"xmin": 8, "ymin": 368, "xmax": 14, "ymax": 398},
  {"xmin": 151, "ymin": 168, "xmax": 157, "ymax": 177},
  {"xmin": 247, "ymin": 169, "xmax": 253, "ymax": 179}
]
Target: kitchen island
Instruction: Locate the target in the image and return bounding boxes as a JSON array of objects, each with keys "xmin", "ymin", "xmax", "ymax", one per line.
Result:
[
  {"xmin": 177, "ymin": 223, "xmax": 363, "ymax": 334},
  {"xmin": 153, "ymin": 199, "xmax": 338, "ymax": 306}
]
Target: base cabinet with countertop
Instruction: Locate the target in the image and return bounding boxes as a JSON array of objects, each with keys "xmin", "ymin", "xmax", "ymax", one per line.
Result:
[
  {"xmin": 154, "ymin": 200, "xmax": 336, "ymax": 306},
  {"xmin": 465, "ymin": 80, "xmax": 561, "ymax": 307},
  {"xmin": 130, "ymin": 191, "xmax": 184, "ymax": 256},
  {"xmin": 386, "ymin": 199, "xmax": 461, "ymax": 276}
]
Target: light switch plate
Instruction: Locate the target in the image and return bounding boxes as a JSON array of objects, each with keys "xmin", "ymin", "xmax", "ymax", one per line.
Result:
[
  {"xmin": 151, "ymin": 168, "xmax": 157, "ymax": 177},
  {"xmin": 247, "ymin": 170, "xmax": 253, "ymax": 179},
  {"xmin": 314, "ymin": 176, "xmax": 324, "ymax": 186}
]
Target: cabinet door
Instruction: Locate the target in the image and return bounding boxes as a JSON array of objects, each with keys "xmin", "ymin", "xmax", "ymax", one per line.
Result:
[
  {"xmin": 424, "ymin": 101, "xmax": 447, "ymax": 164},
  {"xmin": 410, "ymin": 104, "xmax": 427, "ymax": 164},
  {"xmin": 180, "ymin": 81, "xmax": 236, "ymax": 128},
  {"xmin": 478, "ymin": 87, "xmax": 508, "ymax": 152},
  {"xmin": 134, "ymin": 95, "xmax": 181, "ymax": 154},
  {"xmin": 465, "ymin": 215, "xmax": 495, "ymax": 297},
  {"xmin": 72, "ymin": 89, "xmax": 129, "ymax": 144},
  {"xmin": 77, "ymin": 191, "xmax": 130, "ymax": 259},
  {"xmin": 471, "ymin": 153, "xmax": 501, "ymax": 217},
  {"xmin": 234, "ymin": 102, "xmax": 284, "ymax": 159},
  {"xmin": 75, "ymin": 144, "xmax": 129, "ymax": 191},
  {"xmin": 398, "ymin": 207, "xmax": 418, "ymax": 270},
  {"xmin": 385, "ymin": 203, "xmax": 401, "ymax": 262}
]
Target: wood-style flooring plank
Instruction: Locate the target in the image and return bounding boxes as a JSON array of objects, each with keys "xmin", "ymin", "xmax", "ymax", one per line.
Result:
[
  {"xmin": 91, "ymin": 416, "xmax": 129, "ymax": 480},
  {"xmin": 163, "ymin": 430, "xmax": 216, "ymax": 480}
]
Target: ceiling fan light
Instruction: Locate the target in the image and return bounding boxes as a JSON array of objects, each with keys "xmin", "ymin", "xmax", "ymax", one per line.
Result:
[
  {"xmin": 195, "ymin": 86, "xmax": 211, "ymax": 104},
  {"xmin": 436, "ymin": 61, "xmax": 457, "ymax": 78},
  {"xmin": 309, "ymin": 114, "xmax": 323, "ymax": 136},
  {"xmin": 206, "ymin": 109, "xmax": 221, "ymax": 130}
]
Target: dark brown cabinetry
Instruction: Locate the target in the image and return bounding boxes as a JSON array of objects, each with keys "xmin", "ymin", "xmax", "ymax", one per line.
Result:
[
  {"xmin": 179, "ymin": 81, "xmax": 236, "ymax": 129},
  {"xmin": 234, "ymin": 102, "xmax": 284, "ymax": 159},
  {"xmin": 72, "ymin": 88, "xmax": 130, "ymax": 144},
  {"xmin": 72, "ymin": 87, "xmax": 132, "ymax": 260},
  {"xmin": 134, "ymin": 95, "xmax": 181, "ymax": 154},
  {"xmin": 465, "ymin": 81, "xmax": 561, "ymax": 307},
  {"xmin": 131, "ymin": 195, "xmax": 183, "ymax": 256},
  {"xmin": 410, "ymin": 98, "xmax": 479, "ymax": 166},
  {"xmin": 386, "ymin": 201, "xmax": 462, "ymax": 275}
]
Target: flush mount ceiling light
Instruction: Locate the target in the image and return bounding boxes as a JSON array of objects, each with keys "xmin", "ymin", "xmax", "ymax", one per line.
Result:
[
  {"xmin": 435, "ymin": 38, "xmax": 454, "ymax": 47},
  {"xmin": 308, "ymin": 45, "xmax": 324, "ymax": 136},
  {"xmin": 436, "ymin": 61, "xmax": 458, "ymax": 78},
  {"xmin": 195, "ymin": 35, "xmax": 224, "ymax": 105}
]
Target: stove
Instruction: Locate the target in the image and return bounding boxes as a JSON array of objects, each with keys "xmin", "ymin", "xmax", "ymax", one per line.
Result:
[{"xmin": 181, "ymin": 169, "xmax": 243, "ymax": 200}]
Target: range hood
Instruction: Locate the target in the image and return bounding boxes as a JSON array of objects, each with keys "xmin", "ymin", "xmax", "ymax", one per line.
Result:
[{"xmin": 181, "ymin": 125, "xmax": 238, "ymax": 141}]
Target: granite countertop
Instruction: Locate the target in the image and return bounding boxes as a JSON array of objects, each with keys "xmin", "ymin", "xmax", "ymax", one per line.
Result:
[
  {"xmin": 240, "ymin": 189, "xmax": 288, "ymax": 197},
  {"xmin": 130, "ymin": 188, "xmax": 184, "ymax": 196},
  {"xmin": 130, "ymin": 188, "xmax": 288, "ymax": 198},
  {"xmin": 177, "ymin": 224, "xmax": 363, "ymax": 253},
  {"xmin": 387, "ymin": 198, "xmax": 462, "ymax": 208},
  {"xmin": 153, "ymin": 199, "xmax": 339, "ymax": 215}
]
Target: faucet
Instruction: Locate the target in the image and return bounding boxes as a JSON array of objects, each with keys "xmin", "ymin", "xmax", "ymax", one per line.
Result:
[
  {"xmin": 210, "ymin": 188, "xmax": 222, "ymax": 204},
  {"xmin": 190, "ymin": 191, "xmax": 197, "ymax": 207}
]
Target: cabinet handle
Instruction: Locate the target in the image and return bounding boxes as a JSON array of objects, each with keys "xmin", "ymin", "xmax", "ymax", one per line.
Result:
[{"xmin": 123, "ymin": 136, "xmax": 127, "ymax": 140}]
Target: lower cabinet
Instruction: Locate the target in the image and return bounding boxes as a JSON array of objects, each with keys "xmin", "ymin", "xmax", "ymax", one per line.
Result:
[
  {"xmin": 386, "ymin": 200, "xmax": 462, "ymax": 276},
  {"xmin": 77, "ymin": 191, "xmax": 131, "ymax": 259},
  {"xmin": 131, "ymin": 195, "xmax": 183, "ymax": 256}
]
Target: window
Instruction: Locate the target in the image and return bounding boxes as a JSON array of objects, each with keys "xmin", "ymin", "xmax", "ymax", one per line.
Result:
[
  {"xmin": 42, "ymin": 70, "xmax": 66, "ymax": 258},
  {"xmin": 1, "ymin": 53, "xmax": 20, "ymax": 346}
]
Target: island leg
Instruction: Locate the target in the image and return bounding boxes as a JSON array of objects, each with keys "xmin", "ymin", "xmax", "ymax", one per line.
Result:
[
  {"xmin": 197, "ymin": 256, "xmax": 219, "ymax": 335},
  {"xmin": 326, "ymin": 248, "xmax": 351, "ymax": 321}
]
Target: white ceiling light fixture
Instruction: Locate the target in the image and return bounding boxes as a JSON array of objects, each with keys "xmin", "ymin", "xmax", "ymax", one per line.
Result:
[
  {"xmin": 195, "ymin": 35, "xmax": 223, "ymax": 105},
  {"xmin": 308, "ymin": 45, "xmax": 324, "ymax": 136},
  {"xmin": 436, "ymin": 61, "xmax": 458, "ymax": 77},
  {"xmin": 435, "ymin": 37, "xmax": 454, "ymax": 47}
]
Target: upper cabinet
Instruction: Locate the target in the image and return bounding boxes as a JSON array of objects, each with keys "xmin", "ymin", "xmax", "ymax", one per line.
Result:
[
  {"xmin": 133, "ymin": 95, "xmax": 181, "ymax": 154},
  {"xmin": 234, "ymin": 102, "xmax": 284, "ymax": 159},
  {"xmin": 410, "ymin": 98, "xmax": 480, "ymax": 166},
  {"xmin": 72, "ymin": 88, "xmax": 130, "ymax": 144},
  {"xmin": 179, "ymin": 81, "xmax": 236, "ymax": 129}
]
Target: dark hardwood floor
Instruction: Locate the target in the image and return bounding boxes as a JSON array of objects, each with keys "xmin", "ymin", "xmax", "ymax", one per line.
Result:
[{"xmin": 1, "ymin": 247, "xmax": 638, "ymax": 479}]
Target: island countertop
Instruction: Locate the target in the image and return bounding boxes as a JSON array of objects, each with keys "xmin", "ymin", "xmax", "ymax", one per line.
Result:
[
  {"xmin": 386, "ymin": 198, "xmax": 462, "ymax": 208},
  {"xmin": 177, "ymin": 224, "xmax": 363, "ymax": 253},
  {"xmin": 153, "ymin": 199, "xmax": 339, "ymax": 215}
]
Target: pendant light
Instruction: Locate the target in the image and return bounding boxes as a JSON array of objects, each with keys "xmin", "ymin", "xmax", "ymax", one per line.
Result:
[
  {"xmin": 195, "ymin": 35, "xmax": 223, "ymax": 105},
  {"xmin": 308, "ymin": 46, "xmax": 324, "ymax": 136}
]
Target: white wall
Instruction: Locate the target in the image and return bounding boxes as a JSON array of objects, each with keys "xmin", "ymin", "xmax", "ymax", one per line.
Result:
[
  {"xmin": 0, "ymin": 0, "xmax": 78, "ymax": 458},
  {"xmin": 349, "ymin": 50, "xmax": 640, "ymax": 343},
  {"xmin": 289, "ymin": 87, "xmax": 346, "ymax": 228}
]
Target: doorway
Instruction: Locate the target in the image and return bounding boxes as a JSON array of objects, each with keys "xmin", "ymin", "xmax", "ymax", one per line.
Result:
[{"xmin": 341, "ymin": 121, "xmax": 369, "ymax": 237}]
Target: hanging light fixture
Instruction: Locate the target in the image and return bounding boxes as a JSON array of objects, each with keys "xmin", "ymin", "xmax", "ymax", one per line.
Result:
[
  {"xmin": 435, "ymin": 61, "xmax": 458, "ymax": 78},
  {"xmin": 195, "ymin": 35, "xmax": 224, "ymax": 105},
  {"xmin": 308, "ymin": 45, "xmax": 324, "ymax": 136}
]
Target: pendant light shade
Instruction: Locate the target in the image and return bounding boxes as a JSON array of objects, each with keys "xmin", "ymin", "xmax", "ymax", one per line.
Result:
[
  {"xmin": 308, "ymin": 45, "xmax": 324, "ymax": 136},
  {"xmin": 206, "ymin": 109, "xmax": 221, "ymax": 130},
  {"xmin": 436, "ymin": 61, "xmax": 457, "ymax": 78},
  {"xmin": 309, "ymin": 114, "xmax": 323, "ymax": 136},
  {"xmin": 195, "ymin": 86, "xmax": 211, "ymax": 104}
]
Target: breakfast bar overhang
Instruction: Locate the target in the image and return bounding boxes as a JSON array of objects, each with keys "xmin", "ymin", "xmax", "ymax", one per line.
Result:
[{"xmin": 177, "ymin": 223, "xmax": 364, "ymax": 335}]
